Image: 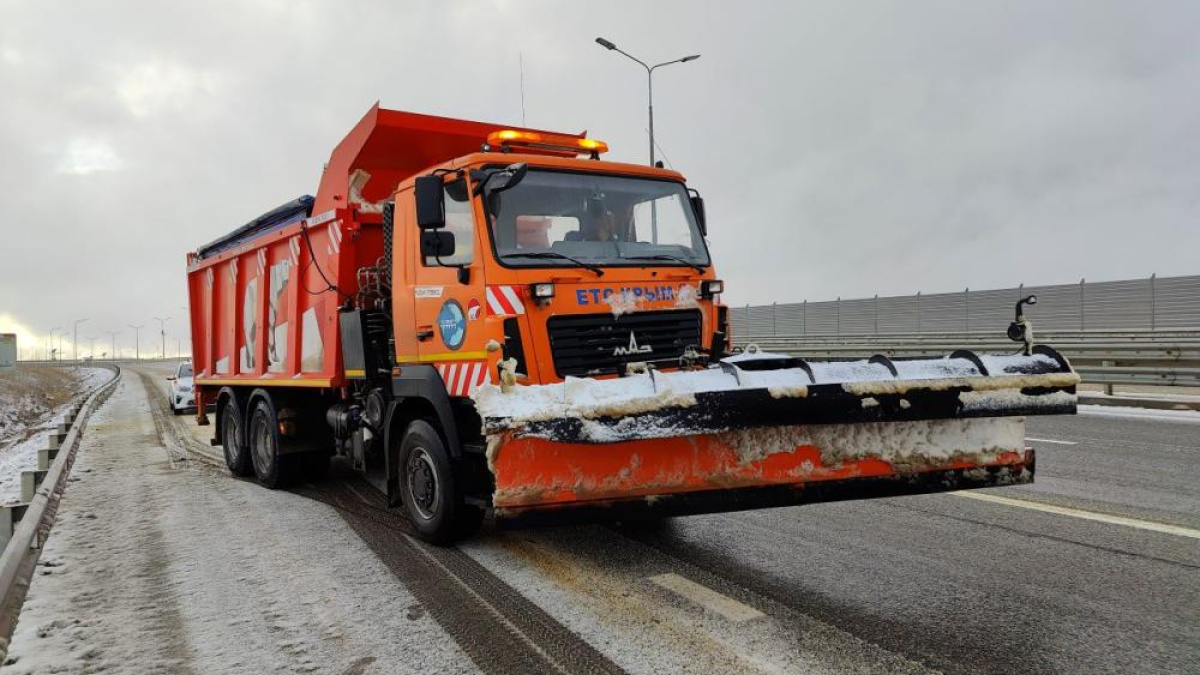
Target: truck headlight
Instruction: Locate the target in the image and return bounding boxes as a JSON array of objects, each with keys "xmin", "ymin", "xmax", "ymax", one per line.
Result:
[
  {"xmin": 531, "ymin": 283, "xmax": 555, "ymax": 300},
  {"xmin": 700, "ymin": 280, "xmax": 724, "ymax": 298}
]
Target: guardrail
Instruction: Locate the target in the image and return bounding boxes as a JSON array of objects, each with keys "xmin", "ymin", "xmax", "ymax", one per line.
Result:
[
  {"xmin": 0, "ymin": 364, "xmax": 121, "ymax": 658},
  {"xmin": 733, "ymin": 330, "xmax": 1200, "ymax": 388}
]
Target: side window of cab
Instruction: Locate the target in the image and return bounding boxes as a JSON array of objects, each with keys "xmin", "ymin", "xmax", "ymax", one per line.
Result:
[{"xmin": 423, "ymin": 179, "xmax": 474, "ymax": 266}]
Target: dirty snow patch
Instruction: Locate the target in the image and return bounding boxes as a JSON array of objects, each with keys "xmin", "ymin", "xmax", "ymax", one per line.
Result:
[{"xmin": 718, "ymin": 417, "xmax": 1025, "ymax": 466}]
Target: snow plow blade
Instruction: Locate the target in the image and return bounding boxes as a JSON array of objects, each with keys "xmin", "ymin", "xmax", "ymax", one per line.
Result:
[{"xmin": 477, "ymin": 346, "xmax": 1078, "ymax": 522}]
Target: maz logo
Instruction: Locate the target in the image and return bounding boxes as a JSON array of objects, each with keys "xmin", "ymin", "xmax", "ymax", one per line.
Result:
[{"xmin": 613, "ymin": 332, "xmax": 653, "ymax": 356}]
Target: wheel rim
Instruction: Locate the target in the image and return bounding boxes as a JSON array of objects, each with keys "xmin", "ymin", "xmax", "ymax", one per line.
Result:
[
  {"xmin": 405, "ymin": 447, "xmax": 439, "ymax": 521},
  {"xmin": 223, "ymin": 405, "xmax": 240, "ymax": 459},
  {"xmin": 252, "ymin": 408, "xmax": 274, "ymax": 474}
]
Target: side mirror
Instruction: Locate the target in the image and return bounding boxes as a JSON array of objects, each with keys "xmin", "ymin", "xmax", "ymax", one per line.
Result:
[
  {"xmin": 414, "ymin": 175, "xmax": 445, "ymax": 229},
  {"xmin": 421, "ymin": 230, "xmax": 456, "ymax": 258},
  {"xmin": 689, "ymin": 190, "xmax": 707, "ymax": 236},
  {"xmin": 167, "ymin": 376, "xmax": 176, "ymax": 381}
]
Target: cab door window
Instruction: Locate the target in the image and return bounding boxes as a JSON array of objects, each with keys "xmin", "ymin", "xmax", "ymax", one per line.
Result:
[{"xmin": 423, "ymin": 179, "xmax": 474, "ymax": 266}]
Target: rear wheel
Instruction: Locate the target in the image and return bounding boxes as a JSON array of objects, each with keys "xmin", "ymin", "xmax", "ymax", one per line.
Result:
[
  {"xmin": 249, "ymin": 396, "xmax": 297, "ymax": 489},
  {"xmin": 399, "ymin": 419, "xmax": 482, "ymax": 544},
  {"xmin": 221, "ymin": 396, "xmax": 252, "ymax": 476}
]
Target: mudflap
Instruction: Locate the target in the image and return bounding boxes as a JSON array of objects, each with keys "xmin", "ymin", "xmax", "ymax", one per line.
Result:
[{"xmin": 487, "ymin": 416, "xmax": 1035, "ymax": 527}]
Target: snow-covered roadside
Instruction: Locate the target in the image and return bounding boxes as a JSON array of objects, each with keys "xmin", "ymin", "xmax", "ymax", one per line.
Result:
[
  {"xmin": 4, "ymin": 374, "xmax": 479, "ymax": 675},
  {"xmin": 1078, "ymin": 404, "xmax": 1200, "ymax": 425},
  {"xmin": 0, "ymin": 367, "xmax": 111, "ymax": 505}
]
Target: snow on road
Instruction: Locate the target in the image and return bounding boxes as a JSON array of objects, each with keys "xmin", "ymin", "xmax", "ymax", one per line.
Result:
[
  {"xmin": 4, "ymin": 374, "xmax": 479, "ymax": 675},
  {"xmin": 458, "ymin": 527, "xmax": 936, "ymax": 675}
]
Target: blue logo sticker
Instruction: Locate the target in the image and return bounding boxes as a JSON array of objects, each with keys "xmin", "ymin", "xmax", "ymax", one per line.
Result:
[{"xmin": 437, "ymin": 299, "xmax": 466, "ymax": 350}]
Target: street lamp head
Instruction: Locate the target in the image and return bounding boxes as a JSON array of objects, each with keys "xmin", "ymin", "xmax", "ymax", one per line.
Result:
[
  {"xmin": 681, "ymin": 54, "xmax": 701, "ymax": 63},
  {"xmin": 595, "ymin": 37, "xmax": 617, "ymax": 50}
]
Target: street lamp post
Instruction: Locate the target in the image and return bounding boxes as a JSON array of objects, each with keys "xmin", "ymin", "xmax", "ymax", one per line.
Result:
[
  {"xmin": 154, "ymin": 316, "xmax": 170, "ymax": 359},
  {"xmin": 129, "ymin": 324, "xmax": 144, "ymax": 361},
  {"xmin": 106, "ymin": 330, "xmax": 120, "ymax": 362},
  {"xmin": 594, "ymin": 37, "xmax": 699, "ymax": 166},
  {"xmin": 73, "ymin": 318, "xmax": 88, "ymax": 363}
]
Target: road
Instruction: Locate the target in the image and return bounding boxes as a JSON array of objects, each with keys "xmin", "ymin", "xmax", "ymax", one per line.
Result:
[{"xmin": 6, "ymin": 364, "xmax": 1198, "ymax": 675}]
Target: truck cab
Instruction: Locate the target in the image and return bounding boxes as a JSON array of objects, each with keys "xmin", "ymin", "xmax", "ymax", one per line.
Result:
[{"xmin": 389, "ymin": 137, "xmax": 726, "ymax": 397}]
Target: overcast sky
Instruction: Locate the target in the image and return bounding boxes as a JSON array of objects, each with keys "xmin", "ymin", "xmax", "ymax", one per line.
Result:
[{"xmin": 2, "ymin": 0, "xmax": 1198, "ymax": 357}]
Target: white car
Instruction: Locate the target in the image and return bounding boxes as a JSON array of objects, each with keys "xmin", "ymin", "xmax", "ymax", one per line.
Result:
[{"xmin": 167, "ymin": 361, "xmax": 195, "ymax": 415}]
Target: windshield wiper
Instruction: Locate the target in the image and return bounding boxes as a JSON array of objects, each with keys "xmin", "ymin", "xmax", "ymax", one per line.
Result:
[
  {"xmin": 501, "ymin": 252, "xmax": 605, "ymax": 277},
  {"xmin": 620, "ymin": 254, "xmax": 707, "ymax": 273}
]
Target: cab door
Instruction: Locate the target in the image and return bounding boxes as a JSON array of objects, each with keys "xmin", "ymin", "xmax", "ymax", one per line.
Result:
[
  {"xmin": 411, "ymin": 177, "xmax": 490, "ymax": 396},
  {"xmin": 391, "ymin": 189, "xmax": 419, "ymax": 365}
]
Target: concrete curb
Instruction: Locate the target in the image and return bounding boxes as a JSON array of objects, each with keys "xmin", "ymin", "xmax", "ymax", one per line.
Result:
[{"xmin": 0, "ymin": 365, "xmax": 121, "ymax": 659}]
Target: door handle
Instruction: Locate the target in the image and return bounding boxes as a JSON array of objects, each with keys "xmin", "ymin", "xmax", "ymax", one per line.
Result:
[{"xmin": 416, "ymin": 327, "xmax": 434, "ymax": 341}]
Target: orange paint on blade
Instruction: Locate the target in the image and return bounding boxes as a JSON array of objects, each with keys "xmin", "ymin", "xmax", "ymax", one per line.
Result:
[{"xmin": 489, "ymin": 432, "xmax": 1026, "ymax": 509}]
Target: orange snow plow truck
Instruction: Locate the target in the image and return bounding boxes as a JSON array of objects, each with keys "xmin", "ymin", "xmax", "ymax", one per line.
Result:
[{"xmin": 187, "ymin": 105, "xmax": 1078, "ymax": 543}]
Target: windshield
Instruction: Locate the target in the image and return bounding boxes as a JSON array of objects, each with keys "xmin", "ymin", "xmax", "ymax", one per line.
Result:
[
  {"xmin": 179, "ymin": 363, "xmax": 193, "ymax": 378},
  {"xmin": 488, "ymin": 170, "xmax": 710, "ymax": 269}
]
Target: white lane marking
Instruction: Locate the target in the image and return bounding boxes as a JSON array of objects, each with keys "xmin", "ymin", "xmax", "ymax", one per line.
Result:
[
  {"xmin": 648, "ymin": 573, "xmax": 764, "ymax": 622},
  {"xmin": 1025, "ymin": 437, "xmax": 1077, "ymax": 446},
  {"xmin": 951, "ymin": 492, "xmax": 1200, "ymax": 540}
]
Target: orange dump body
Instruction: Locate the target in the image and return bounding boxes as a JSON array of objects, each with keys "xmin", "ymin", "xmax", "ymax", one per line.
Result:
[{"xmin": 186, "ymin": 106, "xmax": 583, "ymax": 394}]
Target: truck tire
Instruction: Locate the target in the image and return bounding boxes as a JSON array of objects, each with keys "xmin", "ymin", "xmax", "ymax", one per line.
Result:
[
  {"xmin": 249, "ymin": 396, "xmax": 298, "ymax": 489},
  {"xmin": 221, "ymin": 397, "xmax": 253, "ymax": 477},
  {"xmin": 398, "ymin": 419, "xmax": 482, "ymax": 544}
]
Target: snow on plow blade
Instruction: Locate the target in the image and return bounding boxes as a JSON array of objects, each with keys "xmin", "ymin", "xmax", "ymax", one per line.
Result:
[{"xmin": 477, "ymin": 346, "xmax": 1078, "ymax": 523}]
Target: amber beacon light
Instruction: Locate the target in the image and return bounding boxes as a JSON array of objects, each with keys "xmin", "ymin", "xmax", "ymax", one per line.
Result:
[{"xmin": 487, "ymin": 130, "xmax": 609, "ymax": 156}]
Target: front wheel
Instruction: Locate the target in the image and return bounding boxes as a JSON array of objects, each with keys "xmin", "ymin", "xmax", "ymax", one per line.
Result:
[{"xmin": 399, "ymin": 420, "xmax": 481, "ymax": 544}]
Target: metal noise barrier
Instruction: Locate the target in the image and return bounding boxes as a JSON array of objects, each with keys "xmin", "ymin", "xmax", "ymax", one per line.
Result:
[
  {"xmin": 0, "ymin": 364, "xmax": 121, "ymax": 659},
  {"xmin": 729, "ymin": 274, "xmax": 1200, "ymax": 336}
]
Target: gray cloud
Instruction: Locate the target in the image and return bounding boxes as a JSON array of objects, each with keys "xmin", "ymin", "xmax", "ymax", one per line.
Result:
[{"xmin": 1, "ymin": 0, "xmax": 1197, "ymax": 354}]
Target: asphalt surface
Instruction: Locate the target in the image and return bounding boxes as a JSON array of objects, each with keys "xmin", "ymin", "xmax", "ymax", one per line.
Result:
[
  {"xmin": 612, "ymin": 410, "xmax": 1200, "ymax": 675},
  {"xmin": 126, "ymin": 366, "xmax": 1200, "ymax": 674}
]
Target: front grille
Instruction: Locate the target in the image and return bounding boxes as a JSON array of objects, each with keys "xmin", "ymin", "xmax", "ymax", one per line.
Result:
[{"xmin": 547, "ymin": 310, "xmax": 703, "ymax": 377}]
